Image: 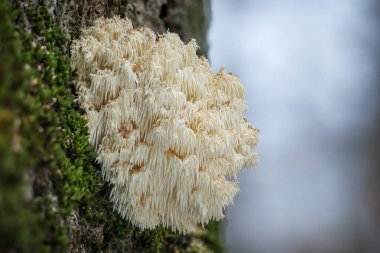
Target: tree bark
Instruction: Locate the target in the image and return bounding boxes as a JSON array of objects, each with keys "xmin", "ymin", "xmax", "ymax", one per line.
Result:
[{"xmin": 0, "ymin": 0, "xmax": 223, "ymax": 252}]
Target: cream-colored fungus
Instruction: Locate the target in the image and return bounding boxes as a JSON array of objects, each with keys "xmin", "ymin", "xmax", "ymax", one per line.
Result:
[{"xmin": 71, "ymin": 17, "xmax": 258, "ymax": 233}]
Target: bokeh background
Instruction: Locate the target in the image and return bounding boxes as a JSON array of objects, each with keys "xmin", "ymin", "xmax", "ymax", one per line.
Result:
[{"xmin": 208, "ymin": 0, "xmax": 380, "ymax": 252}]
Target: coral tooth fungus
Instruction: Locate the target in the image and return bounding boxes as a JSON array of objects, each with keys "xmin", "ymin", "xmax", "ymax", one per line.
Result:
[{"xmin": 71, "ymin": 17, "xmax": 259, "ymax": 233}]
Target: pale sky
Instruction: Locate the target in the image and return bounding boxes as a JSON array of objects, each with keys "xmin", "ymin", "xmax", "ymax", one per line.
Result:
[{"xmin": 209, "ymin": 0, "xmax": 380, "ymax": 252}]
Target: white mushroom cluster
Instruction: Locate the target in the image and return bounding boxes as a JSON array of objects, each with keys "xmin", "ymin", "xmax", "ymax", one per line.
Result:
[{"xmin": 71, "ymin": 17, "xmax": 259, "ymax": 233}]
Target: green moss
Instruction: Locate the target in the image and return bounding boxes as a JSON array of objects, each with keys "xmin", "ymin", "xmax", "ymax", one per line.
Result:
[
  {"xmin": 0, "ymin": 2, "xmax": 65, "ymax": 252},
  {"xmin": 0, "ymin": 2, "xmax": 224, "ymax": 252}
]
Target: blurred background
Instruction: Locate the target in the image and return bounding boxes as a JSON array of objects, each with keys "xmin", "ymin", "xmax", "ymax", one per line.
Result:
[{"xmin": 208, "ymin": 0, "xmax": 380, "ymax": 252}]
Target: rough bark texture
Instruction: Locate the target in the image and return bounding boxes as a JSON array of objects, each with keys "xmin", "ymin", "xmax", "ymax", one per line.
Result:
[
  {"xmin": 11, "ymin": 0, "xmax": 209, "ymax": 55},
  {"xmin": 0, "ymin": 0, "xmax": 223, "ymax": 252}
]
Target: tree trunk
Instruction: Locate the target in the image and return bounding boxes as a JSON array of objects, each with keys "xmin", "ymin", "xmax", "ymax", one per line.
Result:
[{"xmin": 0, "ymin": 0, "xmax": 223, "ymax": 252}]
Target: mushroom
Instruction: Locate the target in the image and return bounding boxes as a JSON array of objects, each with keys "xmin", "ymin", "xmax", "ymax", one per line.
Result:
[{"xmin": 71, "ymin": 17, "xmax": 259, "ymax": 234}]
